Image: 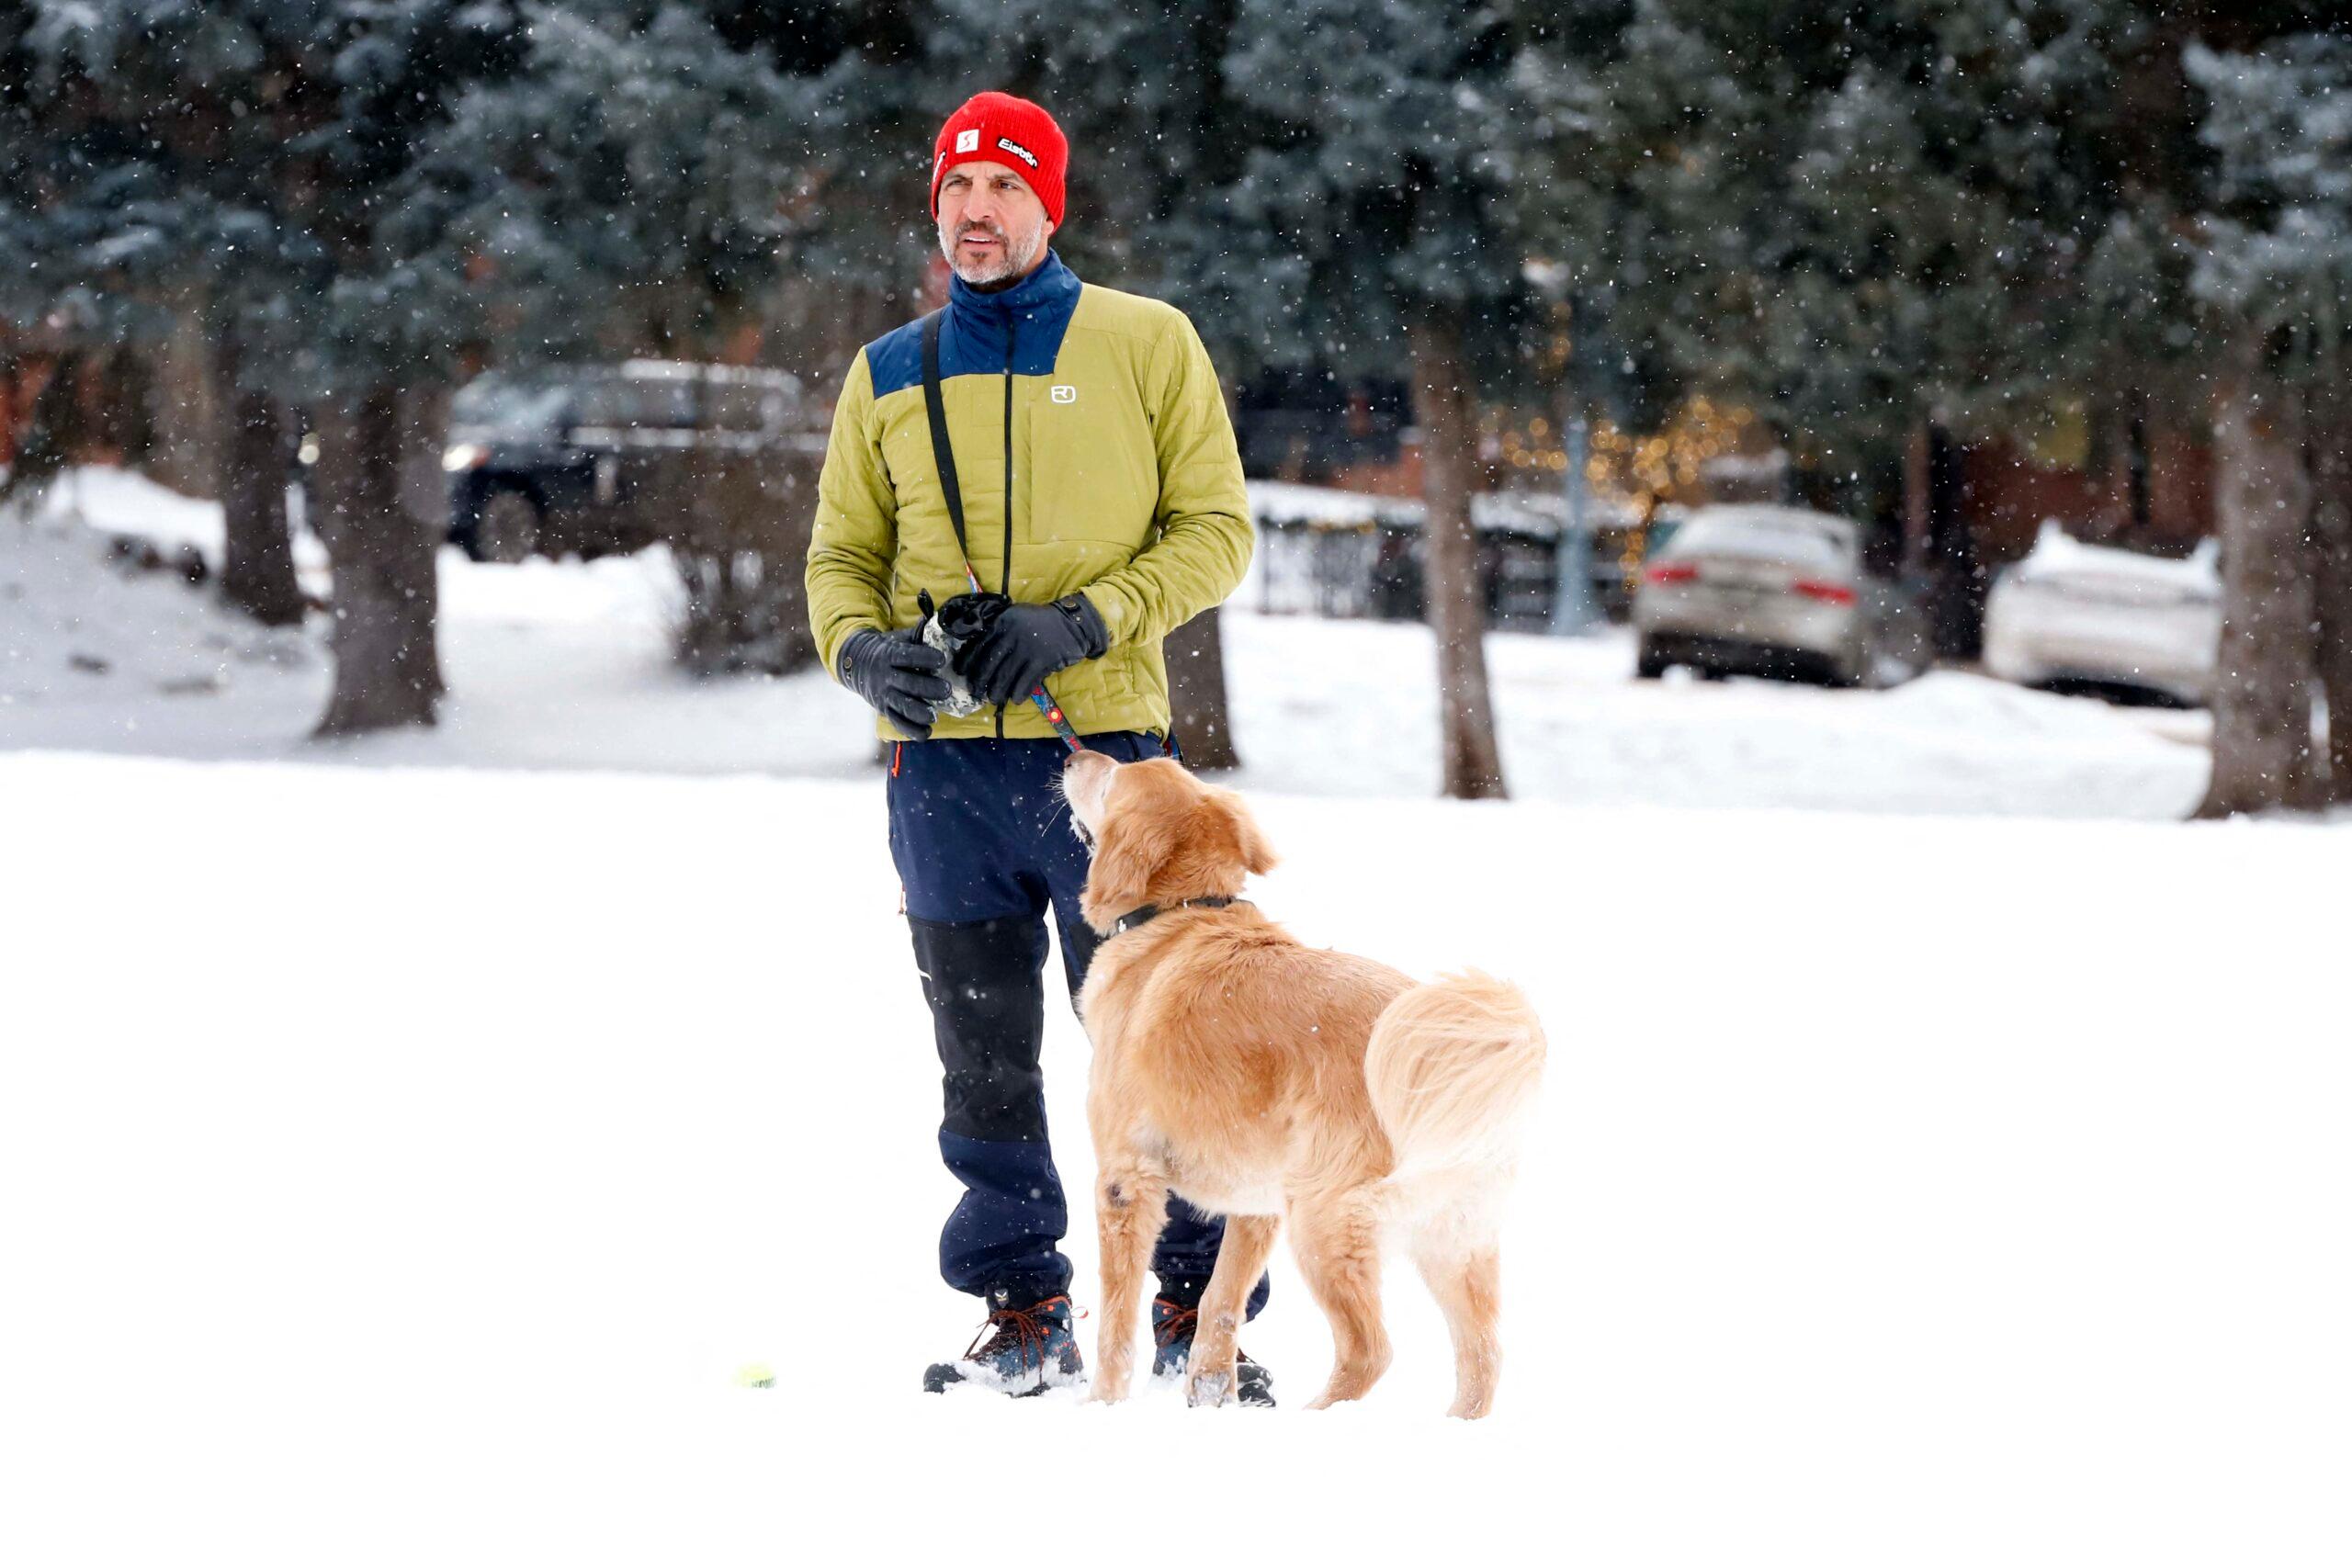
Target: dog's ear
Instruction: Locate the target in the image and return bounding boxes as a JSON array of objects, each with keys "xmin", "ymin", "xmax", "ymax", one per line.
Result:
[
  {"xmin": 1080, "ymin": 787, "xmax": 1182, "ymax": 931},
  {"xmin": 1205, "ymin": 788, "xmax": 1278, "ymax": 878}
]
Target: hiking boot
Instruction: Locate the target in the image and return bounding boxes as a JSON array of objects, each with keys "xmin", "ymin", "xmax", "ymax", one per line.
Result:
[
  {"xmin": 922, "ymin": 1290, "xmax": 1084, "ymax": 1397},
  {"xmin": 1151, "ymin": 1296, "xmax": 1274, "ymax": 1407}
]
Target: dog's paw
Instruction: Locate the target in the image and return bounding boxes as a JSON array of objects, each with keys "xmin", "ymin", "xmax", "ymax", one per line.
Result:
[{"xmin": 1186, "ymin": 1370, "xmax": 1232, "ymax": 1408}]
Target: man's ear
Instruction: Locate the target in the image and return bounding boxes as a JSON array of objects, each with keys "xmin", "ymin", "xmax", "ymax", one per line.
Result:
[{"xmin": 1080, "ymin": 796, "xmax": 1178, "ymax": 931}]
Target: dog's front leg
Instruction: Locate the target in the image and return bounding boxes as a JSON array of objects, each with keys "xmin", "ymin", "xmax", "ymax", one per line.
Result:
[
  {"xmin": 1091, "ymin": 1166, "xmax": 1168, "ymax": 1404},
  {"xmin": 1184, "ymin": 1213, "xmax": 1282, "ymax": 1408}
]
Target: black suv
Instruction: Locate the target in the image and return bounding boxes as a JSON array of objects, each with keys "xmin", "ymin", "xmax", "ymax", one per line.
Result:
[{"xmin": 442, "ymin": 361, "xmax": 802, "ymax": 561}]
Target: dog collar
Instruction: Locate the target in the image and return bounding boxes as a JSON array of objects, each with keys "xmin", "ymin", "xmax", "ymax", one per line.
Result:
[{"xmin": 1110, "ymin": 896, "xmax": 1245, "ymax": 937}]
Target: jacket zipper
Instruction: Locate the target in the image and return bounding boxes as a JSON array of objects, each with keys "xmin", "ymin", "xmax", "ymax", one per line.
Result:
[{"xmin": 996, "ymin": 325, "xmax": 1015, "ymax": 739}]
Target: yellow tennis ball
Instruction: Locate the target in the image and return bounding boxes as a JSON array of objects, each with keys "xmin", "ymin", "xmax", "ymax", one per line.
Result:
[{"xmin": 734, "ymin": 1362, "xmax": 775, "ymax": 1389}]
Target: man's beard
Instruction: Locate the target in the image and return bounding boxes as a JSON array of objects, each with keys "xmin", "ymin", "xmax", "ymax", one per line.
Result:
[{"xmin": 940, "ymin": 214, "xmax": 1046, "ymax": 291}]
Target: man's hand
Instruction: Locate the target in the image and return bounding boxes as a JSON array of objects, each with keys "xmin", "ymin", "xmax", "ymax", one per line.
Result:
[
  {"xmin": 839, "ymin": 626, "xmax": 952, "ymax": 739},
  {"xmin": 963, "ymin": 595, "xmax": 1110, "ymax": 708}
]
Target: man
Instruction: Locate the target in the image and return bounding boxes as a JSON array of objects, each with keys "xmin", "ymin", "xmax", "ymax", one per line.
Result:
[{"xmin": 804, "ymin": 92, "xmax": 1269, "ymax": 1401}]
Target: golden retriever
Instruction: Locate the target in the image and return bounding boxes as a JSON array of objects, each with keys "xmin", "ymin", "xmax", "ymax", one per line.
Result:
[{"xmin": 1059, "ymin": 750, "xmax": 1545, "ymax": 1418}]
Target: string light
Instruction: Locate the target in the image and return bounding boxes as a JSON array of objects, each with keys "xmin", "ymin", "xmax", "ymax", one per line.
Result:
[
  {"xmin": 1477, "ymin": 395, "xmax": 1763, "ymax": 593},
  {"xmin": 1487, "ymin": 395, "xmax": 1756, "ymax": 504}
]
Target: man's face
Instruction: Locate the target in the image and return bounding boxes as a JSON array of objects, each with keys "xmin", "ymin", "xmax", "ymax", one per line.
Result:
[{"xmin": 935, "ymin": 159, "xmax": 1055, "ymax": 288}]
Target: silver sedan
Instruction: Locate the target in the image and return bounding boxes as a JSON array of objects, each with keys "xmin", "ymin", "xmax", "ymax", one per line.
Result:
[
  {"xmin": 1982, "ymin": 525, "xmax": 2221, "ymax": 705},
  {"xmin": 1633, "ymin": 505, "xmax": 1916, "ymax": 687}
]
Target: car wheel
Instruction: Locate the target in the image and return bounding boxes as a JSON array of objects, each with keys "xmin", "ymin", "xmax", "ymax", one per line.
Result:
[
  {"xmin": 1635, "ymin": 639, "xmax": 1668, "ymax": 680},
  {"xmin": 473, "ymin": 490, "xmax": 541, "ymax": 565}
]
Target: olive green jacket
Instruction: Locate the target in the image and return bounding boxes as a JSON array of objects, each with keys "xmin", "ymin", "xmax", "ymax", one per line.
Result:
[{"xmin": 805, "ymin": 252, "xmax": 1253, "ymax": 740}]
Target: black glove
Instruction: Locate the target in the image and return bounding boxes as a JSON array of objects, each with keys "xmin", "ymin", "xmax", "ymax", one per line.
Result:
[
  {"xmin": 838, "ymin": 626, "xmax": 952, "ymax": 739},
  {"xmin": 962, "ymin": 594, "xmax": 1110, "ymax": 708}
]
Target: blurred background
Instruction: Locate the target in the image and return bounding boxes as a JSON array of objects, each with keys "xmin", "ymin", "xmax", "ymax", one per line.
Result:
[{"xmin": 4, "ymin": 1, "xmax": 2346, "ymax": 818}]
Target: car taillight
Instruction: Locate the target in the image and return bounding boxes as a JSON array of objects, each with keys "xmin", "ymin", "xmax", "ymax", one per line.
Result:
[
  {"xmin": 1646, "ymin": 562, "xmax": 1701, "ymax": 585},
  {"xmin": 1793, "ymin": 579, "xmax": 1856, "ymax": 605}
]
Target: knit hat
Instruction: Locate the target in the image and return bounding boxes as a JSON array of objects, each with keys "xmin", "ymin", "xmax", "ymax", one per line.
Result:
[{"xmin": 930, "ymin": 92, "xmax": 1069, "ymax": 228}]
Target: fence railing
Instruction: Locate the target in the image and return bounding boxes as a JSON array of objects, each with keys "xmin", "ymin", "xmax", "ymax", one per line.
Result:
[{"xmin": 1246, "ymin": 482, "xmax": 1672, "ymax": 630}]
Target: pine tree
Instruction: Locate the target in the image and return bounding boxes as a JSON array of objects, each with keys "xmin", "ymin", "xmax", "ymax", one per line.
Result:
[
  {"xmin": 15, "ymin": 5, "xmax": 340, "ymax": 623},
  {"xmin": 2188, "ymin": 31, "xmax": 2352, "ymax": 813},
  {"xmin": 293, "ymin": 2, "xmax": 532, "ymax": 735},
  {"xmin": 0, "ymin": 5, "xmax": 186, "ymax": 506},
  {"xmin": 0, "ymin": 5, "xmax": 45, "ymax": 357},
  {"xmin": 19, "ymin": 2, "xmax": 535, "ymax": 728},
  {"xmin": 1522, "ymin": 0, "xmax": 2177, "ymax": 652},
  {"xmin": 426, "ymin": 3, "xmax": 811, "ymax": 362},
  {"xmin": 425, "ymin": 3, "xmax": 830, "ymax": 673},
  {"xmin": 1193, "ymin": 0, "xmax": 1541, "ymax": 799}
]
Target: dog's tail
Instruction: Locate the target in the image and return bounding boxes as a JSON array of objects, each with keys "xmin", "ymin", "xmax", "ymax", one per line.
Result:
[{"xmin": 1364, "ymin": 970, "xmax": 1546, "ymax": 1184}]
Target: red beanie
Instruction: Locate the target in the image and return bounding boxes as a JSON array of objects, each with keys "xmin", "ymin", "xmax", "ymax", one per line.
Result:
[{"xmin": 931, "ymin": 92, "xmax": 1069, "ymax": 228}]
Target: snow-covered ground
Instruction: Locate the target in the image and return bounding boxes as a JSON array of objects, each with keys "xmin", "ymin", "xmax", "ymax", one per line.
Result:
[
  {"xmin": 5, "ymin": 473, "xmax": 2343, "ymax": 1565},
  {"xmin": 5, "ymin": 468, "xmax": 2210, "ymax": 818}
]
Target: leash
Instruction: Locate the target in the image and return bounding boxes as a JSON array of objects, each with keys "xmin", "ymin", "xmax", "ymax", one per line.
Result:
[{"xmin": 922, "ymin": 310, "xmax": 1086, "ymax": 752}]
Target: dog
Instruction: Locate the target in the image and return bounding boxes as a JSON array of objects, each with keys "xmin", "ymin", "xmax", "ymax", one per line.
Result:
[{"xmin": 1059, "ymin": 750, "xmax": 1545, "ymax": 1418}]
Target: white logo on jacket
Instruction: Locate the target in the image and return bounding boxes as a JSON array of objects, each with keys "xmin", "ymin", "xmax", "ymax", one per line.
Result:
[{"xmin": 1050, "ymin": 385, "xmax": 1077, "ymax": 404}]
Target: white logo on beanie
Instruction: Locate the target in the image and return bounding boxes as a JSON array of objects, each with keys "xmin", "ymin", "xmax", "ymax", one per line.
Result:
[
  {"xmin": 995, "ymin": 136, "xmax": 1040, "ymax": 169},
  {"xmin": 955, "ymin": 128, "xmax": 980, "ymax": 154}
]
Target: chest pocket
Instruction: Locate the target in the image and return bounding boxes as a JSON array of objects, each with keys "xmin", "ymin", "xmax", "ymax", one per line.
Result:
[{"xmin": 1025, "ymin": 361, "xmax": 1159, "ymax": 548}]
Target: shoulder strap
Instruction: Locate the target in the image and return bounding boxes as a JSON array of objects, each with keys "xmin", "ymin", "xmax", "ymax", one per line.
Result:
[{"xmin": 919, "ymin": 310, "xmax": 972, "ymax": 561}]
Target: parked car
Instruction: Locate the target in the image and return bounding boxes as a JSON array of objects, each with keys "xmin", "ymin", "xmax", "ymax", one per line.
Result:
[
  {"xmin": 1632, "ymin": 503, "xmax": 1927, "ymax": 686},
  {"xmin": 1982, "ymin": 522, "xmax": 2221, "ymax": 705},
  {"xmin": 442, "ymin": 361, "xmax": 802, "ymax": 562}
]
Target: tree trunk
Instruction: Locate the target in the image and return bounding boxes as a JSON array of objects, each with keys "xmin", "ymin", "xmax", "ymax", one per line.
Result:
[
  {"xmin": 147, "ymin": 292, "xmax": 220, "ymax": 499},
  {"xmin": 212, "ymin": 333, "xmax": 305, "ymax": 627},
  {"xmin": 2126, "ymin": 389, "xmax": 2153, "ymax": 538},
  {"xmin": 1927, "ymin": 428, "xmax": 1985, "ymax": 660},
  {"xmin": 1411, "ymin": 314, "xmax": 1507, "ymax": 800},
  {"xmin": 1902, "ymin": 418, "xmax": 1931, "ymax": 571},
  {"xmin": 0, "ymin": 351, "xmax": 81, "ymax": 503},
  {"xmin": 312, "ymin": 383, "xmax": 443, "ymax": 737},
  {"xmin": 1166, "ymin": 605, "xmax": 1239, "ymax": 771},
  {"xmin": 2309, "ymin": 380, "xmax": 2352, "ymax": 806},
  {"xmin": 2197, "ymin": 354, "xmax": 2318, "ymax": 818}
]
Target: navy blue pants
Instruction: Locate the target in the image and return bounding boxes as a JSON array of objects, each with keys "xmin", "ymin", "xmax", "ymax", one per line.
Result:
[{"xmin": 888, "ymin": 731, "xmax": 1270, "ymax": 1319}]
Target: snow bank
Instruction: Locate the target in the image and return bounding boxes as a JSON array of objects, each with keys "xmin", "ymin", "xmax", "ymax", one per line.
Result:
[
  {"xmin": 1, "ymin": 479, "xmax": 319, "ymax": 744},
  {"xmin": 6, "ymin": 468, "xmax": 2209, "ymax": 818}
]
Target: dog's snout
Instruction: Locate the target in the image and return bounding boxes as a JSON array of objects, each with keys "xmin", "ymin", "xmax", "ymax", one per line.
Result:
[{"xmin": 1063, "ymin": 748, "xmax": 1114, "ymax": 795}]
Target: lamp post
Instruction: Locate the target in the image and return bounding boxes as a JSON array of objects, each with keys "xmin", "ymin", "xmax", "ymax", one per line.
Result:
[{"xmin": 1552, "ymin": 399, "xmax": 1598, "ymax": 634}]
